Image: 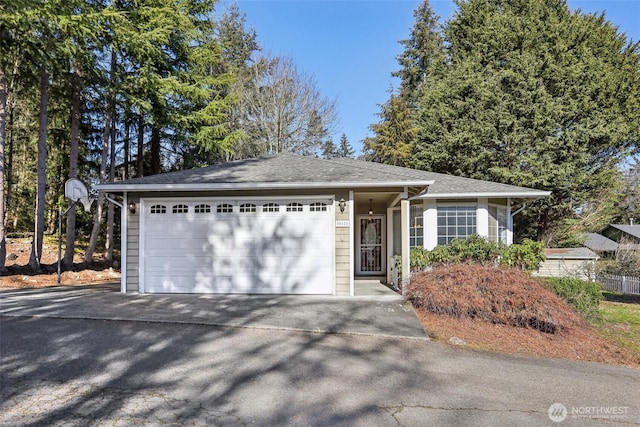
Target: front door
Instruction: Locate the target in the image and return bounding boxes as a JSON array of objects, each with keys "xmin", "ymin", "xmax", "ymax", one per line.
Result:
[{"xmin": 356, "ymin": 215, "xmax": 385, "ymax": 275}]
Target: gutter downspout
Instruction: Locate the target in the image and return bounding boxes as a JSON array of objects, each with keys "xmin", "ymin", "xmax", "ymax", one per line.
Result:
[
  {"xmin": 105, "ymin": 193, "xmax": 126, "ymax": 294},
  {"xmin": 511, "ymin": 203, "xmax": 527, "ymax": 219}
]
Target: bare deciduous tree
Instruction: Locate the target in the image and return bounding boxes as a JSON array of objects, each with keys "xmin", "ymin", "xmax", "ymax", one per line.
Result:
[{"xmin": 233, "ymin": 54, "xmax": 337, "ymax": 158}]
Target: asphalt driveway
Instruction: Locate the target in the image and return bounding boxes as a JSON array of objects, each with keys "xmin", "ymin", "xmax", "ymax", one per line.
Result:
[
  {"xmin": 1, "ymin": 284, "xmax": 639, "ymax": 426},
  {"xmin": 0, "ymin": 283, "xmax": 426, "ymax": 338}
]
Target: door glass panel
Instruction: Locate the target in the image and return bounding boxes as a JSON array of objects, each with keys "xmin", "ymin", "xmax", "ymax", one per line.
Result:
[{"xmin": 359, "ymin": 217, "xmax": 383, "ymax": 274}]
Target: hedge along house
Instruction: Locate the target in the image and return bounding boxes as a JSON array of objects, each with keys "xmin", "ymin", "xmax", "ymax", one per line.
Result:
[{"xmin": 95, "ymin": 154, "xmax": 550, "ymax": 295}]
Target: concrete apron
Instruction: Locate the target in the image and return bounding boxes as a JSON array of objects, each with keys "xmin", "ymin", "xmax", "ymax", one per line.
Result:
[{"xmin": 0, "ymin": 283, "xmax": 428, "ymax": 340}]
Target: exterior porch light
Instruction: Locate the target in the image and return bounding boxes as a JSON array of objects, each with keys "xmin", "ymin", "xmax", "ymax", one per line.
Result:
[
  {"xmin": 368, "ymin": 199, "xmax": 374, "ymax": 217},
  {"xmin": 338, "ymin": 197, "xmax": 346, "ymax": 213},
  {"xmin": 128, "ymin": 201, "xmax": 137, "ymax": 214}
]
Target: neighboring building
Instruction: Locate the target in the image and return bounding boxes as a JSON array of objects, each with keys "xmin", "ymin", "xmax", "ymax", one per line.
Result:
[
  {"xmin": 535, "ymin": 248, "xmax": 599, "ymax": 281},
  {"xmin": 96, "ymin": 154, "xmax": 549, "ymax": 295},
  {"xmin": 601, "ymin": 224, "xmax": 640, "ymax": 244},
  {"xmin": 583, "ymin": 232, "xmax": 618, "ymax": 258},
  {"xmin": 600, "ymin": 224, "xmax": 640, "ymax": 255}
]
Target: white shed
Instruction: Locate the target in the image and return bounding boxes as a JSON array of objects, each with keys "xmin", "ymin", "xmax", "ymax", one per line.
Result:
[{"xmin": 535, "ymin": 248, "xmax": 599, "ymax": 281}]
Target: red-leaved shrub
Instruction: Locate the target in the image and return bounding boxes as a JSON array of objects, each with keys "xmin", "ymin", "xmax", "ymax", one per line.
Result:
[{"xmin": 406, "ymin": 263, "xmax": 587, "ymax": 334}]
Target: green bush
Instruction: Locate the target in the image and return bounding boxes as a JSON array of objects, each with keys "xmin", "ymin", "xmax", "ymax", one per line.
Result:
[
  {"xmin": 542, "ymin": 277, "xmax": 602, "ymax": 321},
  {"xmin": 407, "ymin": 235, "xmax": 546, "ymax": 274},
  {"xmin": 419, "ymin": 234, "xmax": 503, "ymax": 266},
  {"xmin": 446, "ymin": 234, "xmax": 504, "ymax": 264},
  {"xmin": 500, "ymin": 239, "xmax": 546, "ymax": 272},
  {"xmin": 410, "ymin": 247, "xmax": 429, "ymax": 271}
]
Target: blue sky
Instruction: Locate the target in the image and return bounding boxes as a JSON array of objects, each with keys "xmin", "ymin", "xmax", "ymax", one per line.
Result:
[{"xmin": 228, "ymin": 0, "xmax": 640, "ymax": 155}]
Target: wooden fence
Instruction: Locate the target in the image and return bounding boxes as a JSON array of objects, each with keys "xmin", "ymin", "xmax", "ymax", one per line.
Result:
[{"xmin": 596, "ymin": 274, "xmax": 640, "ymax": 296}]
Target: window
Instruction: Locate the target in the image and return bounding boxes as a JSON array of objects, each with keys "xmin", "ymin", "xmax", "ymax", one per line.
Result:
[
  {"xmin": 437, "ymin": 206, "xmax": 476, "ymax": 245},
  {"xmin": 488, "ymin": 206, "xmax": 508, "ymax": 244},
  {"xmin": 310, "ymin": 202, "xmax": 327, "ymax": 212},
  {"xmin": 262, "ymin": 203, "xmax": 279, "ymax": 212},
  {"xmin": 239, "ymin": 203, "xmax": 256, "ymax": 213},
  {"xmin": 150, "ymin": 204, "xmax": 166, "ymax": 214},
  {"xmin": 410, "ymin": 204, "xmax": 424, "ymax": 248},
  {"xmin": 286, "ymin": 202, "xmax": 303, "ymax": 212},
  {"xmin": 172, "ymin": 204, "xmax": 188, "ymax": 214},
  {"xmin": 217, "ymin": 203, "xmax": 233, "ymax": 213},
  {"xmin": 194, "ymin": 204, "xmax": 211, "ymax": 214}
]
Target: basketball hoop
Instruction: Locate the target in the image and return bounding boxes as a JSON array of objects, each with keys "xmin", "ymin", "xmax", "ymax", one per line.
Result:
[{"xmin": 64, "ymin": 178, "xmax": 93, "ymax": 212}]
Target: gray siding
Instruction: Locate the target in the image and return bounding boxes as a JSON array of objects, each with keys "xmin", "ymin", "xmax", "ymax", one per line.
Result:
[
  {"xmin": 335, "ymin": 194, "xmax": 351, "ymax": 296},
  {"xmin": 126, "ymin": 195, "xmax": 140, "ymax": 292}
]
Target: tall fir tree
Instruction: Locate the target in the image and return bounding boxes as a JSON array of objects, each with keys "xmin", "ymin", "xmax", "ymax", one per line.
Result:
[
  {"xmin": 337, "ymin": 133, "xmax": 354, "ymax": 158},
  {"xmin": 320, "ymin": 139, "xmax": 337, "ymax": 159},
  {"xmin": 363, "ymin": 93, "xmax": 417, "ymax": 167},
  {"xmin": 393, "ymin": 0, "xmax": 446, "ymax": 105},
  {"xmin": 414, "ymin": 0, "xmax": 640, "ymax": 241},
  {"xmin": 365, "ymin": 0, "xmax": 445, "ymax": 164}
]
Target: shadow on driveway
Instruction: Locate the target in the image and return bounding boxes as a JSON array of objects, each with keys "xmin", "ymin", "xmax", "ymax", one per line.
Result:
[{"xmin": 0, "ymin": 283, "xmax": 427, "ymax": 338}]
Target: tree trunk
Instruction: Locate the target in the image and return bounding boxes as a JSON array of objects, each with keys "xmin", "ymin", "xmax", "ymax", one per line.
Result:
[
  {"xmin": 136, "ymin": 113, "xmax": 144, "ymax": 177},
  {"xmin": 29, "ymin": 66, "xmax": 49, "ymax": 270},
  {"xmin": 4, "ymin": 61, "xmax": 18, "ymax": 230},
  {"xmin": 63, "ymin": 67, "xmax": 81, "ymax": 267},
  {"xmin": 105, "ymin": 110, "xmax": 116, "ymax": 262},
  {"xmin": 123, "ymin": 107, "xmax": 130, "ymax": 180},
  {"xmin": 0, "ymin": 69, "xmax": 7, "ymax": 272},
  {"xmin": 150, "ymin": 98, "xmax": 162, "ymax": 175},
  {"xmin": 150, "ymin": 123, "xmax": 161, "ymax": 175},
  {"xmin": 6, "ymin": 104, "xmax": 13, "ymax": 221},
  {"xmin": 84, "ymin": 110, "xmax": 110, "ymax": 264},
  {"xmin": 105, "ymin": 49, "xmax": 118, "ymax": 262}
]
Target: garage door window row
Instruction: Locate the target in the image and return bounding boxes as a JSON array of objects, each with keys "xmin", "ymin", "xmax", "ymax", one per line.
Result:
[{"xmin": 149, "ymin": 201, "xmax": 329, "ymax": 215}]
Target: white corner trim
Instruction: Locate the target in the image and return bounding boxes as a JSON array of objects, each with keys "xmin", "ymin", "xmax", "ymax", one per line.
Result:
[
  {"xmin": 349, "ymin": 190, "xmax": 355, "ymax": 297},
  {"xmin": 138, "ymin": 198, "xmax": 146, "ymax": 294},
  {"xmin": 121, "ymin": 192, "xmax": 128, "ymax": 294}
]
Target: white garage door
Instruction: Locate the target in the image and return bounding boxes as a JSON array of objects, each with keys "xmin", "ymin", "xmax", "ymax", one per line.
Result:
[{"xmin": 140, "ymin": 198, "xmax": 335, "ymax": 294}]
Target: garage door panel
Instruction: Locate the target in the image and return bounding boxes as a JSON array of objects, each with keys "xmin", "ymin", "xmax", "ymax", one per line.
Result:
[
  {"xmin": 144, "ymin": 258, "xmax": 223, "ymax": 273},
  {"xmin": 145, "ymin": 237, "xmax": 213, "ymax": 253},
  {"xmin": 145, "ymin": 275, "xmax": 235, "ymax": 293},
  {"xmin": 142, "ymin": 198, "xmax": 334, "ymax": 294}
]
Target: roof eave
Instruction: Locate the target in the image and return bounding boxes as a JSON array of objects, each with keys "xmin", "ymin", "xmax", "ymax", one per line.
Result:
[
  {"xmin": 418, "ymin": 191, "xmax": 551, "ymax": 199},
  {"xmin": 95, "ymin": 180, "xmax": 436, "ymax": 192}
]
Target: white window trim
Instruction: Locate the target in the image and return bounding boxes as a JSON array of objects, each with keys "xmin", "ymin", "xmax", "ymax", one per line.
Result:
[
  {"xmin": 409, "ymin": 203, "xmax": 424, "ymax": 249},
  {"xmin": 423, "ymin": 200, "xmax": 517, "ymax": 250},
  {"xmin": 435, "ymin": 202, "xmax": 478, "ymax": 247},
  {"xmin": 488, "ymin": 203, "xmax": 509, "ymax": 244}
]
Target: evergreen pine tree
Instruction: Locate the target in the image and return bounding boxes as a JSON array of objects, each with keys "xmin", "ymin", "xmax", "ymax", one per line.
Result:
[
  {"xmin": 321, "ymin": 139, "xmax": 337, "ymax": 159},
  {"xmin": 414, "ymin": 0, "xmax": 640, "ymax": 241},
  {"xmin": 337, "ymin": 133, "xmax": 354, "ymax": 158},
  {"xmin": 366, "ymin": 0, "xmax": 445, "ymax": 164}
]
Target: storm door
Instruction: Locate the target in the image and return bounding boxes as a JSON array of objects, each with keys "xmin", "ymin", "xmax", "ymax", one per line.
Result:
[{"xmin": 356, "ymin": 215, "xmax": 385, "ymax": 275}]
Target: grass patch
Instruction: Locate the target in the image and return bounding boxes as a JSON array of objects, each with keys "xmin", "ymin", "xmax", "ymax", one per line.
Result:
[{"xmin": 593, "ymin": 291, "xmax": 640, "ymax": 354}]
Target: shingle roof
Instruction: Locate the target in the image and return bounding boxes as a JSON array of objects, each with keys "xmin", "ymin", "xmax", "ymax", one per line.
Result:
[
  {"xmin": 544, "ymin": 248, "xmax": 599, "ymax": 260},
  {"xmin": 328, "ymin": 157, "xmax": 547, "ymax": 197},
  {"xmin": 95, "ymin": 153, "xmax": 549, "ymax": 199},
  {"xmin": 607, "ymin": 224, "xmax": 640, "ymax": 239},
  {"xmin": 583, "ymin": 233, "xmax": 618, "ymax": 253}
]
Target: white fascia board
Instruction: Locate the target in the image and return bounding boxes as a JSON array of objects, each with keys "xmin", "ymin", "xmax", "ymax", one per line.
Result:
[
  {"xmin": 95, "ymin": 180, "xmax": 435, "ymax": 192},
  {"xmin": 418, "ymin": 190, "xmax": 551, "ymax": 199}
]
